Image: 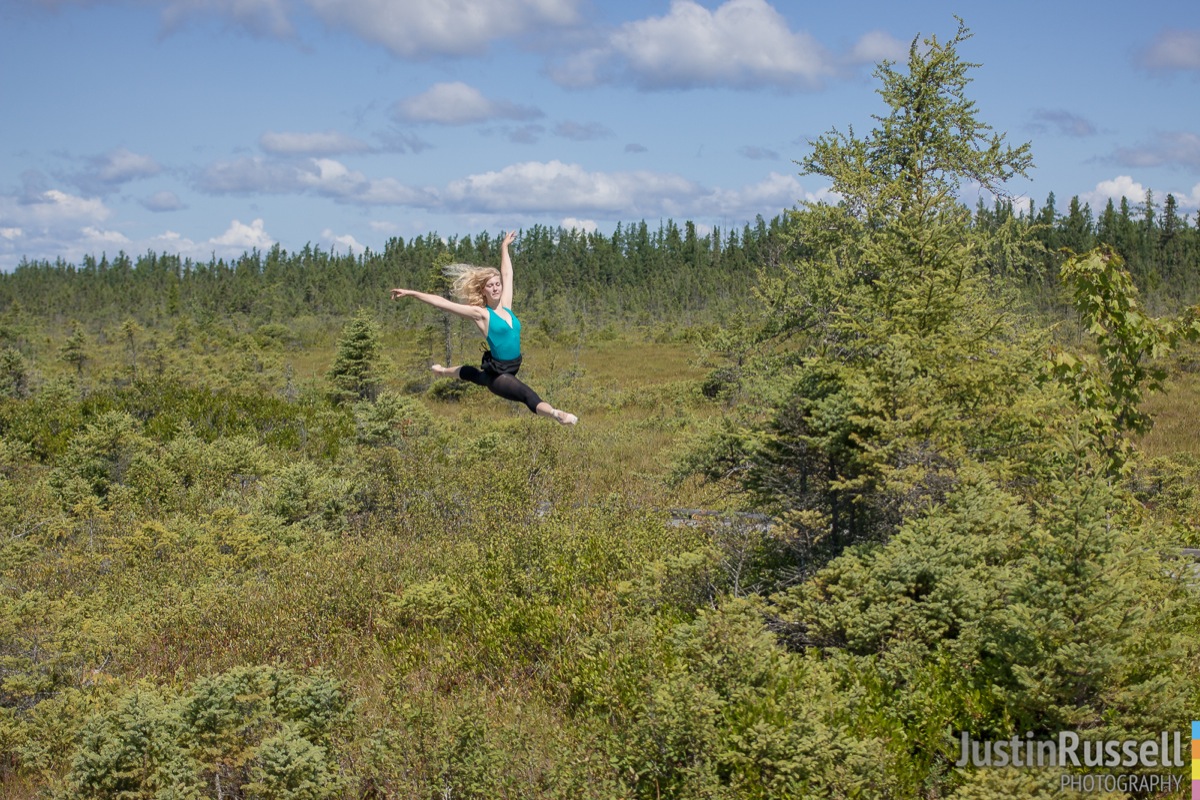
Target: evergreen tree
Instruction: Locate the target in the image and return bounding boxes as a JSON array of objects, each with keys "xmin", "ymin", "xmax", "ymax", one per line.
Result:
[
  {"xmin": 0, "ymin": 346, "xmax": 30, "ymax": 399},
  {"xmin": 696, "ymin": 20, "xmax": 1035, "ymax": 567},
  {"xmin": 60, "ymin": 321, "xmax": 89, "ymax": 377},
  {"xmin": 327, "ymin": 310, "xmax": 384, "ymax": 405}
]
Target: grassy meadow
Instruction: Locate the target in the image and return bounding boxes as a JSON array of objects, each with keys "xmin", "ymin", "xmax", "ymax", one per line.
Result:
[{"xmin": 1, "ymin": 302, "xmax": 1198, "ymax": 799}]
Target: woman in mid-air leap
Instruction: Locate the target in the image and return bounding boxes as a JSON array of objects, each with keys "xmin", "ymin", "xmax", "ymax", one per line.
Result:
[{"xmin": 390, "ymin": 230, "xmax": 578, "ymax": 425}]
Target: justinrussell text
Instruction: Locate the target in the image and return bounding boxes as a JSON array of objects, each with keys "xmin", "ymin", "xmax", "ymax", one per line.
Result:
[{"xmin": 954, "ymin": 731, "xmax": 1185, "ymax": 768}]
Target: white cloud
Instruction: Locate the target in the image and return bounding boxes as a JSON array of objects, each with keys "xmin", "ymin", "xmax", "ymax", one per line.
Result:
[
  {"xmin": 0, "ymin": 187, "xmax": 121, "ymax": 269},
  {"xmin": 394, "ymin": 82, "xmax": 542, "ymax": 125},
  {"xmin": 1080, "ymin": 176, "xmax": 1148, "ymax": 210},
  {"xmin": 1077, "ymin": 176, "xmax": 1200, "ymax": 214},
  {"xmin": 444, "ymin": 160, "xmax": 699, "ymax": 215},
  {"xmin": 560, "ymin": 217, "xmax": 597, "ymax": 232},
  {"xmin": 847, "ymin": 30, "xmax": 907, "ymax": 65},
  {"xmin": 4, "ymin": 188, "xmax": 112, "ymax": 229},
  {"xmin": 260, "ymin": 130, "xmax": 374, "ymax": 155},
  {"xmin": 444, "ymin": 160, "xmax": 817, "ymax": 221},
  {"xmin": 196, "ymin": 156, "xmax": 434, "ymax": 206},
  {"xmin": 211, "ymin": 218, "xmax": 274, "ymax": 250},
  {"xmin": 550, "ymin": 0, "xmax": 837, "ymax": 90},
  {"xmin": 81, "ymin": 226, "xmax": 132, "ymax": 246},
  {"xmin": 322, "ymin": 228, "xmax": 366, "ymax": 253},
  {"xmin": 1138, "ymin": 28, "xmax": 1200, "ymax": 71},
  {"xmin": 703, "ymin": 171, "xmax": 821, "ymax": 217},
  {"xmin": 306, "ymin": 0, "xmax": 581, "ymax": 58}
]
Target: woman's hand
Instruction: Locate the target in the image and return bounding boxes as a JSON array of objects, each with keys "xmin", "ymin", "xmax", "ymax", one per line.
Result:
[
  {"xmin": 390, "ymin": 288, "xmax": 412, "ymax": 300},
  {"xmin": 501, "ymin": 230, "xmax": 517, "ymax": 248}
]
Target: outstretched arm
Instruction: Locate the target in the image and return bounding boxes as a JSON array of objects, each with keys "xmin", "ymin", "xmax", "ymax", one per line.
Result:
[
  {"xmin": 499, "ymin": 230, "xmax": 516, "ymax": 310},
  {"xmin": 390, "ymin": 288, "xmax": 486, "ymax": 323}
]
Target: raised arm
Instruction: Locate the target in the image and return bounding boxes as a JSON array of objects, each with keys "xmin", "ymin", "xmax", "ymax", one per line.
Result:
[
  {"xmin": 390, "ymin": 288, "xmax": 486, "ymax": 323},
  {"xmin": 499, "ymin": 230, "xmax": 516, "ymax": 310}
]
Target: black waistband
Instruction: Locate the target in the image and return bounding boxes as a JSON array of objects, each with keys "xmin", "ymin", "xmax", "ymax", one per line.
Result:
[{"xmin": 481, "ymin": 350, "xmax": 522, "ymax": 375}]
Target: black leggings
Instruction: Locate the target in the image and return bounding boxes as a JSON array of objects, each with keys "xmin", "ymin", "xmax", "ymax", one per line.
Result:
[{"xmin": 459, "ymin": 353, "xmax": 543, "ymax": 414}]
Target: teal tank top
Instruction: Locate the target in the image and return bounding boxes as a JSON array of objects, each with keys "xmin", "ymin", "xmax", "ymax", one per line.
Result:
[{"xmin": 486, "ymin": 306, "xmax": 521, "ymax": 361}]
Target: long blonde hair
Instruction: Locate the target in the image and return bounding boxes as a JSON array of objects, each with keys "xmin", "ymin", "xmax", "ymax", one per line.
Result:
[{"xmin": 444, "ymin": 263, "xmax": 500, "ymax": 307}]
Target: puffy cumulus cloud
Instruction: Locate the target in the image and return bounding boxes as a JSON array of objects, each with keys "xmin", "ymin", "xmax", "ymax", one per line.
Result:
[
  {"xmin": 1030, "ymin": 109, "xmax": 1097, "ymax": 138},
  {"xmin": 1111, "ymin": 131, "xmax": 1200, "ymax": 169},
  {"xmin": 80, "ymin": 226, "xmax": 132, "ymax": 247},
  {"xmin": 1174, "ymin": 183, "xmax": 1200, "ymax": 210},
  {"xmin": 260, "ymin": 130, "xmax": 374, "ymax": 156},
  {"xmin": 306, "ymin": 0, "xmax": 581, "ymax": 58},
  {"xmin": 141, "ymin": 191, "xmax": 185, "ymax": 212},
  {"xmin": 0, "ymin": 186, "xmax": 119, "ymax": 270},
  {"xmin": 1078, "ymin": 175, "xmax": 1200, "ymax": 214},
  {"xmin": 394, "ymin": 82, "xmax": 543, "ymax": 125},
  {"xmin": 1080, "ymin": 175, "xmax": 1148, "ymax": 210},
  {"xmin": 322, "ymin": 228, "xmax": 366, "ymax": 253},
  {"xmin": 146, "ymin": 219, "xmax": 281, "ymax": 261},
  {"xmin": 549, "ymin": 0, "xmax": 837, "ymax": 90},
  {"xmin": 195, "ymin": 156, "xmax": 434, "ymax": 206},
  {"xmin": 560, "ymin": 217, "xmax": 598, "ymax": 232},
  {"xmin": 553, "ymin": 121, "xmax": 614, "ymax": 141},
  {"xmin": 6, "ymin": 187, "xmax": 112, "ymax": 229},
  {"xmin": 211, "ymin": 217, "xmax": 274, "ymax": 249},
  {"xmin": 1138, "ymin": 28, "xmax": 1200, "ymax": 71}
]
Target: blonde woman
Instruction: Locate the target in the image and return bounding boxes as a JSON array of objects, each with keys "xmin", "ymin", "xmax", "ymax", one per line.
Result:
[{"xmin": 390, "ymin": 230, "xmax": 578, "ymax": 425}]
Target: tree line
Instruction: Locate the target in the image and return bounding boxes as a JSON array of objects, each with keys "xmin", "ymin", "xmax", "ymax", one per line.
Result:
[{"xmin": 3, "ymin": 190, "xmax": 1198, "ymax": 338}]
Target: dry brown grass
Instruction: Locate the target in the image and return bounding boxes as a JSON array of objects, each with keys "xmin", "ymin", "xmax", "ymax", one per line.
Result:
[{"xmin": 1139, "ymin": 368, "xmax": 1200, "ymax": 458}]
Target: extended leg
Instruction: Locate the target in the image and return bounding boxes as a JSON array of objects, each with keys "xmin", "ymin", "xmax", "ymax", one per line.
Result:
[
  {"xmin": 446, "ymin": 364, "xmax": 493, "ymax": 388},
  {"xmin": 490, "ymin": 376, "xmax": 577, "ymax": 424},
  {"xmin": 488, "ymin": 373, "xmax": 544, "ymax": 413}
]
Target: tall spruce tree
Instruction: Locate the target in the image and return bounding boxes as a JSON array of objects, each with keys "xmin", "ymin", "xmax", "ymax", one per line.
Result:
[{"xmin": 697, "ymin": 20, "xmax": 1036, "ymax": 568}]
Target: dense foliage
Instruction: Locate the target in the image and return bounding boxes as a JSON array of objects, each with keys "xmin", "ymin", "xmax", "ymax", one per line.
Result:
[{"xmin": 2, "ymin": 21, "xmax": 1200, "ymax": 800}]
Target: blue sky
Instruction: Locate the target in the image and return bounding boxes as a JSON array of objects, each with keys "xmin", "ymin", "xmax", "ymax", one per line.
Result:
[{"xmin": 2, "ymin": 0, "xmax": 1199, "ymax": 270}]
